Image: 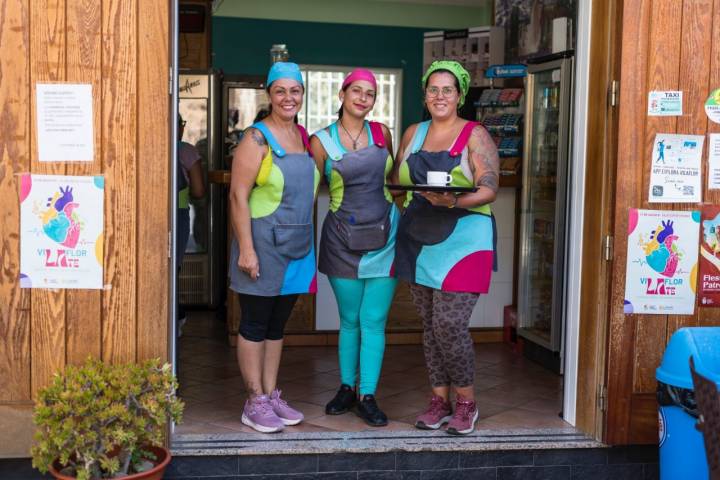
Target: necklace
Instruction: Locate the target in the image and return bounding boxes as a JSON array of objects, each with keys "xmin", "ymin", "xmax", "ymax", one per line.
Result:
[{"xmin": 339, "ymin": 120, "xmax": 364, "ymax": 150}]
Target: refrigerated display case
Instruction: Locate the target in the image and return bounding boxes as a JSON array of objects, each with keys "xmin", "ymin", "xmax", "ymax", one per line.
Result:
[
  {"xmin": 517, "ymin": 53, "xmax": 573, "ymax": 357},
  {"xmin": 178, "ymin": 71, "xmax": 222, "ymax": 307}
]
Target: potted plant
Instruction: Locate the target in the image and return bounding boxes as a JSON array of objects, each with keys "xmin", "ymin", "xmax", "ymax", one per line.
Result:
[{"xmin": 31, "ymin": 357, "xmax": 183, "ymax": 480}]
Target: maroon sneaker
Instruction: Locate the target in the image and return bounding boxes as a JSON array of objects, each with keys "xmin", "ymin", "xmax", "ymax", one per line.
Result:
[
  {"xmin": 446, "ymin": 396, "xmax": 479, "ymax": 435},
  {"xmin": 415, "ymin": 395, "xmax": 453, "ymax": 430}
]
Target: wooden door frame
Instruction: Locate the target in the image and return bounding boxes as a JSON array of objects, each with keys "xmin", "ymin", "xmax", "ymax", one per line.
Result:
[{"xmin": 569, "ymin": 0, "xmax": 623, "ymax": 440}]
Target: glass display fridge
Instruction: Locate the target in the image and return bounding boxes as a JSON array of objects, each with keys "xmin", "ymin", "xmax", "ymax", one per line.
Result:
[
  {"xmin": 178, "ymin": 71, "xmax": 222, "ymax": 308},
  {"xmin": 517, "ymin": 53, "xmax": 574, "ymax": 355}
]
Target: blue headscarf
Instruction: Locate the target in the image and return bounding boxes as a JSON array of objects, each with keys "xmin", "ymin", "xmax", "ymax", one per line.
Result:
[{"xmin": 267, "ymin": 62, "xmax": 304, "ymax": 88}]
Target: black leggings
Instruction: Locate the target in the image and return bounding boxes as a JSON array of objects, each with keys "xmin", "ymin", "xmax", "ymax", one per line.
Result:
[{"xmin": 238, "ymin": 293, "xmax": 299, "ymax": 342}]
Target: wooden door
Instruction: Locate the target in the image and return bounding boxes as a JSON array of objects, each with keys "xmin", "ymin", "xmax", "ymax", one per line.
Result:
[
  {"xmin": 606, "ymin": 0, "xmax": 720, "ymax": 444},
  {"xmin": 0, "ymin": 0, "xmax": 170, "ymax": 457}
]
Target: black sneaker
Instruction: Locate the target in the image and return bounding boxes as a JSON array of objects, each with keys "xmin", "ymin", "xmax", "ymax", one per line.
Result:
[
  {"xmin": 355, "ymin": 394, "xmax": 388, "ymax": 427},
  {"xmin": 325, "ymin": 384, "xmax": 356, "ymax": 415}
]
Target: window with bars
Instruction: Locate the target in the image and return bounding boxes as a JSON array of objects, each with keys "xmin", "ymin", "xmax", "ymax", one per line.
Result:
[{"xmin": 297, "ymin": 66, "xmax": 402, "ymax": 141}]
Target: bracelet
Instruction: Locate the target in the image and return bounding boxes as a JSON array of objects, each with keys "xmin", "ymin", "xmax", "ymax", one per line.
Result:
[{"xmin": 448, "ymin": 195, "xmax": 458, "ymax": 209}]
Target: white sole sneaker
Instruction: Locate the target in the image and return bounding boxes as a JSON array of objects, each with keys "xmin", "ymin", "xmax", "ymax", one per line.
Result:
[
  {"xmin": 241, "ymin": 413, "xmax": 284, "ymax": 433},
  {"xmin": 415, "ymin": 414, "xmax": 453, "ymax": 430},
  {"xmin": 446, "ymin": 409, "xmax": 479, "ymax": 435},
  {"xmin": 279, "ymin": 416, "xmax": 303, "ymax": 426}
]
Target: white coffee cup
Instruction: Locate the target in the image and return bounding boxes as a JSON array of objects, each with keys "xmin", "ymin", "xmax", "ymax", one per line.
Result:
[{"xmin": 426, "ymin": 171, "xmax": 452, "ymax": 186}]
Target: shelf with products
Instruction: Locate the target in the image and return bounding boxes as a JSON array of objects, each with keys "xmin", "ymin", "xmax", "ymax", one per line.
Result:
[{"xmin": 477, "ymin": 86, "xmax": 525, "ymax": 171}]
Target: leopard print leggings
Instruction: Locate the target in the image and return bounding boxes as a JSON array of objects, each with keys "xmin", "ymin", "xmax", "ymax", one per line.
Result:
[{"xmin": 409, "ymin": 283, "xmax": 479, "ymax": 388}]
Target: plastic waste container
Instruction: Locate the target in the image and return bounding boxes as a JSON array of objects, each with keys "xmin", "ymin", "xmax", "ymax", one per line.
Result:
[{"xmin": 656, "ymin": 327, "xmax": 720, "ymax": 480}]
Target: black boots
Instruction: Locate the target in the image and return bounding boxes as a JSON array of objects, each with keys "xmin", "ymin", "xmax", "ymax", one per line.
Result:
[
  {"xmin": 355, "ymin": 394, "xmax": 388, "ymax": 427},
  {"xmin": 325, "ymin": 384, "xmax": 357, "ymax": 415}
]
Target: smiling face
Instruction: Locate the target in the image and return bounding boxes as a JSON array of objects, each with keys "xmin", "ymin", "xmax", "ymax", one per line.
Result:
[
  {"xmin": 267, "ymin": 78, "xmax": 304, "ymax": 121},
  {"xmin": 424, "ymin": 71, "xmax": 460, "ymax": 121},
  {"xmin": 340, "ymin": 80, "xmax": 377, "ymax": 119}
]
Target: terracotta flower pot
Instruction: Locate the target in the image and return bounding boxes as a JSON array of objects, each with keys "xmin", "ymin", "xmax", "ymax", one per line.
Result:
[{"xmin": 48, "ymin": 445, "xmax": 171, "ymax": 480}]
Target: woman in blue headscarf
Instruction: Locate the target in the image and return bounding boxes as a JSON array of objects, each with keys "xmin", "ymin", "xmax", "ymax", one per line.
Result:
[{"xmin": 229, "ymin": 62, "xmax": 319, "ymax": 433}]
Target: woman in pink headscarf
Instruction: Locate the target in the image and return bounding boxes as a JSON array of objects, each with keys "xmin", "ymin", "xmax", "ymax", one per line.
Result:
[{"xmin": 310, "ymin": 69, "xmax": 398, "ymax": 427}]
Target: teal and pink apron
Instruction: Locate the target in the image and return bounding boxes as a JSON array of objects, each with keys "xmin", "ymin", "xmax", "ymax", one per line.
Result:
[{"xmin": 395, "ymin": 120, "xmax": 496, "ymax": 293}]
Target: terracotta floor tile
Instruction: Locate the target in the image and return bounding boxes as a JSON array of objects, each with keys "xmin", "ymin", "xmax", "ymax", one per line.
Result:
[
  {"xmin": 304, "ymin": 413, "xmax": 369, "ymax": 432},
  {"xmin": 281, "ymin": 387, "xmax": 338, "ymax": 407},
  {"xmin": 519, "ymin": 397, "xmax": 563, "ymax": 416},
  {"xmin": 380, "ymin": 388, "xmax": 433, "ymax": 410},
  {"xmin": 174, "ymin": 419, "xmax": 238, "ymax": 435},
  {"xmin": 284, "ymin": 400, "xmax": 327, "ymax": 420},
  {"xmin": 477, "ymin": 407, "xmax": 571, "ymax": 430}
]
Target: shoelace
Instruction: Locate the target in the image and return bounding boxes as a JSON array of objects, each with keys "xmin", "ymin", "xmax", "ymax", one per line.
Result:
[
  {"xmin": 426, "ymin": 396, "xmax": 447, "ymax": 417},
  {"xmin": 454, "ymin": 400, "xmax": 474, "ymax": 421},
  {"xmin": 272, "ymin": 390, "xmax": 289, "ymax": 408},
  {"xmin": 254, "ymin": 399, "xmax": 275, "ymax": 417},
  {"xmin": 362, "ymin": 396, "xmax": 379, "ymax": 413}
]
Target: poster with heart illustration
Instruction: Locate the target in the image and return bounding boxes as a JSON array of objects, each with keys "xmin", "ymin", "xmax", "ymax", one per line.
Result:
[
  {"xmin": 624, "ymin": 209, "xmax": 699, "ymax": 315},
  {"xmin": 19, "ymin": 174, "xmax": 104, "ymax": 289}
]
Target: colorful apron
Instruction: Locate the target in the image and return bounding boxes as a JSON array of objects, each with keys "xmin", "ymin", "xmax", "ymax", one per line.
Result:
[
  {"xmin": 395, "ymin": 120, "xmax": 496, "ymax": 293},
  {"xmin": 315, "ymin": 121, "xmax": 398, "ymax": 279},
  {"xmin": 229, "ymin": 122, "xmax": 320, "ymax": 296}
]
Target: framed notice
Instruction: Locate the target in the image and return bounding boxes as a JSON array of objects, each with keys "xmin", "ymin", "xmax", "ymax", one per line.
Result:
[
  {"xmin": 19, "ymin": 174, "xmax": 104, "ymax": 289},
  {"xmin": 624, "ymin": 209, "xmax": 700, "ymax": 315},
  {"xmin": 648, "ymin": 133, "xmax": 704, "ymax": 203},
  {"xmin": 699, "ymin": 205, "xmax": 720, "ymax": 306}
]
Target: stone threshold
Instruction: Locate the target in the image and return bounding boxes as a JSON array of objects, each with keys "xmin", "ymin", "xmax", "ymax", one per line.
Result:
[{"xmin": 171, "ymin": 427, "xmax": 604, "ymax": 456}]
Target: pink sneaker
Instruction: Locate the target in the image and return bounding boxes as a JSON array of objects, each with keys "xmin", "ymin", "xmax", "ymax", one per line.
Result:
[
  {"xmin": 241, "ymin": 395, "xmax": 285, "ymax": 433},
  {"xmin": 269, "ymin": 389, "xmax": 304, "ymax": 426},
  {"xmin": 415, "ymin": 395, "xmax": 453, "ymax": 430},
  {"xmin": 446, "ymin": 396, "xmax": 479, "ymax": 435}
]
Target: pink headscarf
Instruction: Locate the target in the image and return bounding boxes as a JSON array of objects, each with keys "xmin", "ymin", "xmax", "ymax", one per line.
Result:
[{"xmin": 342, "ymin": 68, "xmax": 377, "ymax": 91}]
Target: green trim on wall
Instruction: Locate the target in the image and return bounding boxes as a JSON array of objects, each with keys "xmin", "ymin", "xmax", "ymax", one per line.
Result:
[
  {"xmin": 214, "ymin": 0, "xmax": 492, "ymax": 29},
  {"xmin": 212, "ymin": 17, "xmax": 431, "ymax": 131}
]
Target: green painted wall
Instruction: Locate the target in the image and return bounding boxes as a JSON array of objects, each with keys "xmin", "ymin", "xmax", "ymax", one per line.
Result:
[
  {"xmin": 213, "ymin": 0, "xmax": 493, "ymax": 30},
  {"xmin": 213, "ymin": 17, "xmax": 431, "ymax": 130}
]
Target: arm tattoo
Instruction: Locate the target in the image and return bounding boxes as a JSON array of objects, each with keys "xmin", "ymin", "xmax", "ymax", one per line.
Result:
[
  {"xmin": 250, "ymin": 129, "xmax": 267, "ymax": 147},
  {"xmin": 470, "ymin": 126, "xmax": 500, "ymax": 192}
]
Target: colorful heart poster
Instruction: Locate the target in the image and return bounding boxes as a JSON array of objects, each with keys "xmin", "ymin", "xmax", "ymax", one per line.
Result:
[
  {"xmin": 624, "ymin": 209, "xmax": 700, "ymax": 315},
  {"xmin": 19, "ymin": 174, "xmax": 104, "ymax": 289}
]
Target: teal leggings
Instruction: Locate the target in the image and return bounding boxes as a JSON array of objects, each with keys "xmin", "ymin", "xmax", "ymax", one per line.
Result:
[{"xmin": 328, "ymin": 276, "xmax": 398, "ymax": 395}]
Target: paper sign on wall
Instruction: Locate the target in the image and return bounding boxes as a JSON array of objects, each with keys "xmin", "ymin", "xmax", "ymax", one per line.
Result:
[
  {"xmin": 648, "ymin": 91, "xmax": 683, "ymax": 116},
  {"xmin": 624, "ymin": 209, "xmax": 699, "ymax": 315},
  {"xmin": 708, "ymin": 134, "xmax": 720, "ymax": 190},
  {"xmin": 35, "ymin": 83, "xmax": 94, "ymax": 162},
  {"xmin": 648, "ymin": 133, "xmax": 704, "ymax": 203},
  {"xmin": 20, "ymin": 174, "xmax": 104, "ymax": 289},
  {"xmin": 699, "ymin": 205, "xmax": 720, "ymax": 307}
]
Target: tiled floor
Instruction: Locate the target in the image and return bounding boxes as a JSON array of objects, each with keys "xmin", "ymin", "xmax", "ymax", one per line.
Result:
[{"xmin": 175, "ymin": 311, "xmax": 567, "ymax": 435}]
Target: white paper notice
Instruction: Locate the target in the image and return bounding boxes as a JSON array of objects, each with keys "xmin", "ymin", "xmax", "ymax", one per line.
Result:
[
  {"xmin": 708, "ymin": 134, "xmax": 720, "ymax": 190},
  {"xmin": 36, "ymin": 83, "xmax": 94, "ymax": 162},
  {"xmin": 648, "ymin": 91, "xmax": 683, "ymax": 116},
  {"xmin": 648, "ymin": 133, "xmax": 704, "ymax": 203}
]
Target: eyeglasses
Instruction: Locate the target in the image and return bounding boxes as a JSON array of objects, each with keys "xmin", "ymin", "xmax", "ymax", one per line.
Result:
[
  {"xmin": 425, "ymin": 86, "xmax": 457, "ymax": 98},
  {"xmin": 179, "ymin": 120, "xmax": 187, "ymax": 127}
]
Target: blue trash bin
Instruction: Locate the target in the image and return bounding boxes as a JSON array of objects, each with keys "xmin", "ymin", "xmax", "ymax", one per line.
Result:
[{"xmin": 656, "ymin": 327, "xmax": 720, "ymax": 480}]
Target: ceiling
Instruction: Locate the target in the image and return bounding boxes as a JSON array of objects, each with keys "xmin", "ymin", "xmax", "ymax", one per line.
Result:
[{"xmin": 212, "ymin": 0, "xmax": 494, "ymax": 30}]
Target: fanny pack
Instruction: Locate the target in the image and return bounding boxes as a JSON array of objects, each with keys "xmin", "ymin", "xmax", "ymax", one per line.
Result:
[{"xmin": 337, "ymin": 211, "xmax": 390, "ymax": 252}]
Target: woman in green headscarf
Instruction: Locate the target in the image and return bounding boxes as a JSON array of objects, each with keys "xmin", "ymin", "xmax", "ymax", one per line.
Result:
[{"xmin": 392, "ymin": 60, "xmax": 500, "ymax": 435}]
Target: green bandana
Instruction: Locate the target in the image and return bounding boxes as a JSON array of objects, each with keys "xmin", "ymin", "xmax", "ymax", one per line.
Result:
[{"xmin": 421, "ymin": 60, "xmax": 471, "ymax": 107}]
